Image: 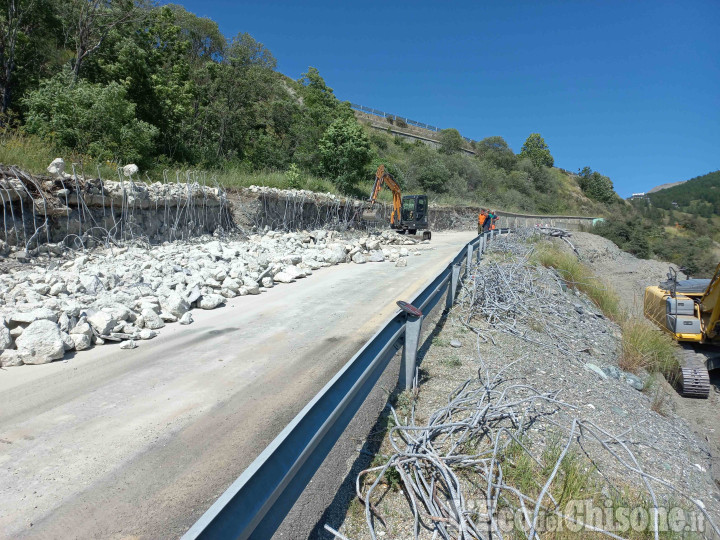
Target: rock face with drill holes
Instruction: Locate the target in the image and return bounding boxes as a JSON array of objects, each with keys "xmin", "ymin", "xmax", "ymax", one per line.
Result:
[
  {"xmin": 0, "ymin": 163, "xmax": 227, "ymax": 250},
  {"xmin": 0, "ymin": 228, "xmax": 424, "ymax": 366}
]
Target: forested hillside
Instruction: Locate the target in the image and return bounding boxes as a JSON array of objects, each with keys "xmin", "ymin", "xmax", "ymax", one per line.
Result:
[
  {"xmin": 648, "ymin": 171, "xmax": 720, "ymax": 217},
  {"xmin": 591, "ymin": 171, "xmax": 720, "ymax": 277},
  {"xmin": 0, "ymin": 0, "xmax": 629, "ymax": 217}
]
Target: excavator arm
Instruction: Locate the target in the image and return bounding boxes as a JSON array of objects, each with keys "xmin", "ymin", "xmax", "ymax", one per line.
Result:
[
  {"xmin": 700, "ymin": 262, "xmax": 720, "ymax": 339},
  {"xmin": 368, "ymin": 165, "xmax": 402, "ymax": 225}
]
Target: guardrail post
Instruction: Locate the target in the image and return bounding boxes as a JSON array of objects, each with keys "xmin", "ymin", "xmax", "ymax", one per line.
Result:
[
  {"xmin": 480, "ymin": 235, "xmax": 486, "ymax": 254},
  {"xmin": 465, "ymin": 244, "xmax": 473, "ymax": 278},
  {"xmin": 476, "ymin": 240, "xmax": 482, "ymax": 264},
  {"xmin": 445, "ymin": 264, "xmax": 461, "ymax": 310},
  {"xmin": 400, "ymin": 313, "xmax": 423, "ymax": 390}
]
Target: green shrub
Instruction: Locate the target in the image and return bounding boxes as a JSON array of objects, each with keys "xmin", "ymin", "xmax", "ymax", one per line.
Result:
[
  {"xmin": 23, "ymin": 70, "xmax": 158, "ymax": 165},
  {"xmin": 318, "ymin": 117, "xmax": 372, "ymax": 194}
]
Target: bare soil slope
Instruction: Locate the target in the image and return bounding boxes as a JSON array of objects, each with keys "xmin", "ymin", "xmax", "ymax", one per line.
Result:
[{"xmin": 567, "ymin": 231, "xmax": 720, "ymax": 489}]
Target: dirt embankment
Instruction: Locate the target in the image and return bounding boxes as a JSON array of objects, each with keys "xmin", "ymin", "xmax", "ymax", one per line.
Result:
[{"xmin": 567, "ymin": 231, "xmax": 720, "ymax": 489}]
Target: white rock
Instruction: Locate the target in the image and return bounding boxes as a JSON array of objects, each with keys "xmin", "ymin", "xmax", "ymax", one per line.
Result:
[
  {"xmin": 324, "ymin": 245, "xmax": 347, "ymax": 265},
  {"xmin": 10, "ymin": 307, "xmax": 58, "ymax": 324},
  {"xmin": 198, "ymin": 294, "xmax": 225, "ymax": 309},
  {"xmin": 282, "ymin": 265, "xmax": 305, "ymax": 280},
  {"xmin": 47, "ymin": 157, "xmax": 65, "ymax": 176},
  {"xmin": 261, "ymin": 277, "xmax": 274, "ymax": 288},
  {"xmin": 352, "ymin": 252, "xmax": 367, "ymax": 264},
  {"xmin": 205, "ymin": 241, "xmax": 224, "ymax": 259},
  {"xmin": 159, "ymin": 312, "xmax": 177, "ymax": 322},
  {"xmin": 273, "ymin": 272, "xmax": 294, "ymax": 283},
  {"xmin": 179, "ymin": 312, "xmax": 193, "ymax": 325},
  {"xmin": 138, "ymin": 329, "xmax": 157, "ymax": 340},
  {"xmin": 79, "ymin": 275, "xmax": 104, "ymax": 295},
  {"xmin": 61, "ymin": 331, "xmax": 75, "ymax": 351},
  {"xmin": 198, "ymin": 293, "xmax": 225, "ymax": 309},
  {"xmin": 57, "ymin": 312, "xmax": 71, "ymax": 332},
  {"xmin": 399, "ymin": 247, "xmax": 409, "ymax": 257},
  {"xmin": 395, "ymin": 258, "xmax": 407, "ymax": 267},
  {"xmin": 367, "ymin": 250, "xmax": 385, "ymax": 262},
  {"xmin": 141, "ymin": 308, "xmax": 165, "ymax": 329},
  {"xmin": 87, "ymin": 311, "xmax": 116, "ymax": 335},
  {"xmin": 0, "ymin": 319, "xmax": 12, "ymax": 350},
  {"xmin": 243, "ymin": 279, "xmax": 261, "ymax": 295},
  {"xmin": 366, "ymin": 239, "xmax": 381, "ymax": 251},
  {"xmin": 222, "ymin": 277, "xmax": 241, "ymax": 292},
  {"xmin": 15, "ymin": 320, "xmax": 65, "ymax": 364},
  {"xmin": 122, "ymin": 163, "xmax": 139, "ymax": 177},
  {"xmin": 0, "ymin": 349, "xmax": 28, "ymax": 367},
  {"xmin": 49, "ymin": 282, "xmax": 67, "ymax": 296},
  {"xmin": 120, "ymin": 339, "xmax": 138, "ymax": 349},
  {"xmin": 160, "ymin": 292, "xmax": 190, "ymax": 318},
  {"xmin": 71, "ymin": 334, "xmax": 92, "ymax": 351}
]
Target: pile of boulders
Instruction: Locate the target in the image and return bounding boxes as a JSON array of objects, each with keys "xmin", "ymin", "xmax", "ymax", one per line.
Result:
[
  {"xmin": 244, "ymin": 185, "xmax": 348, "ymax": 205},
  {"xmin": 0, "ymin": 228, "xmax": 425, "ymax": 367}
]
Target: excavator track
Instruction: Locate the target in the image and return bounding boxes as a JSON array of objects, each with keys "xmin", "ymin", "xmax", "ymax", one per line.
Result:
[{"xmin": 679, "ymin": 344, "xmax": 711, "ymax": 398}]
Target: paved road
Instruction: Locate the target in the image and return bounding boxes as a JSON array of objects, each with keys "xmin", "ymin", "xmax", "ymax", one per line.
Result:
[{"xmin": 0, "ymin": 231, "xmax": 475, "ymax": 539}]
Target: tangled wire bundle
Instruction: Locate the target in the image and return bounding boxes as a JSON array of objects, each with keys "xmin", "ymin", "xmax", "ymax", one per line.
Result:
[{"xmin": 343, "ymin": 232, "xmax": 719, "ymax": 540}]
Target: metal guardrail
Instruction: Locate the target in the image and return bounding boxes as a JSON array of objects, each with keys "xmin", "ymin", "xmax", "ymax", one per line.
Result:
[
  {"xmin": 350, "ymin": 103, "xmax": 475, "ymax": 144},
  {"xmin": 183, "ymin": 228, "xmax": 509, "ymax": 540}
]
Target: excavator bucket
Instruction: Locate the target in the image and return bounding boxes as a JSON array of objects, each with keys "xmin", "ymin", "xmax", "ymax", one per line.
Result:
[{"xmin": 362, "ymin": 204, "xmax": 382, "ymax": 222}]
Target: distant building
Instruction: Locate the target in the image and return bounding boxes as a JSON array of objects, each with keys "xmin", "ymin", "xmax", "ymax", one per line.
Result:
[{"xmin": 628, "ymin": 192, "xmax": 648, "ymax": 200}]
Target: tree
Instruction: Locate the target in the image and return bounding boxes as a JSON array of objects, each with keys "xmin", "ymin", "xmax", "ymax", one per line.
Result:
[
  {"xmin": 577, "ymin": 166, "xmax": 616, "ymax": 203},
  {"xmin": 438, "ymin": 128, "xmax": 463, "ymax": 155},
  {"xmin": 0, "ymin": 0, "xmax": 60, "ymax": 118},
  {"xmin": 476, "ymin": 135, "xmax": 516, "ymax": 171},
  {"xmin": 318, "ymin": 117, "xmax": 372, "ymax": 194},
  {"xmin": 519, "ymin": 133, "xmax": 553, "ymax": 168},
  {"xmin": 292, "ymin": 67, "xmax": 352, "ymax": 171},
  {"xmin": 57, "ymin": 0, "xmax": 142, "ymax": 80}
]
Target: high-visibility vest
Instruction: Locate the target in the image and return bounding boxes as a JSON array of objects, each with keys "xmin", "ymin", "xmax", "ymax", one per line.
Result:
[{"xmin": 478, "ymin": 214, "xmax": 486, "ymax": 225}]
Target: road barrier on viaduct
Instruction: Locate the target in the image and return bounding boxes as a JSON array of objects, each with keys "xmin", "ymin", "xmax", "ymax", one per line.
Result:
[{"xmin": 183, "ymin": 229, "xmax": 509, "ymax": 540}]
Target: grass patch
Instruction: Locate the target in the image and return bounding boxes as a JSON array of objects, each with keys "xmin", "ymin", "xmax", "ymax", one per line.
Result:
[
  {"xmin": 620, "ymin": 319, "xmax": 679, "ymax": 380},
  {"xmin": 499, "ymin": 436, "xmax": 693, "ymax": 539},
  {"xmin": 440, "ymin": 354, "xmax": 462, "ymax": 368},
  {"xmin": 533, "ymin": 243, "xmax": 623, "ymax": 321},
  {"xmin": 431, "ymin": 336, "xmax": 450, "ymax": 347}
]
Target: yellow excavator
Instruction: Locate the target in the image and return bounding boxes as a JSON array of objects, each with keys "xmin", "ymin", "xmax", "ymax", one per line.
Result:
[
  {"xmin": 363, "ymin": 165, "xmax": 431, "ymax": 240},
  {"xmin": 644, "ymin": 262, "xmax": 720, "ymax": 397}
]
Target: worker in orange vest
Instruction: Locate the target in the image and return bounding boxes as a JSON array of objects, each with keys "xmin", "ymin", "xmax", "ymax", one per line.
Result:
[{"xmin": 477, "ymin": 209, "xmax": 487, "ymax": 234}]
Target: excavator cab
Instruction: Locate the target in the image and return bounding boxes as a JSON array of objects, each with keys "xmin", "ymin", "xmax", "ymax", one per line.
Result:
[{"xmin": 397, "ymin": 195, "xmax": 429, "ymax": 238}]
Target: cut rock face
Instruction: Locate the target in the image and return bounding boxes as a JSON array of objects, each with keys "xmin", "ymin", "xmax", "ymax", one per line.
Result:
[{"xmin": 15, "ymin": 319, "xmax": 65, "ymax": 364}]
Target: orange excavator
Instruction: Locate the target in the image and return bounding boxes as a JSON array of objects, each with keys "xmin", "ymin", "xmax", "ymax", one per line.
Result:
[{"xmin": 363, "ymin": 165, "xmax": 431, "ymax": 240}]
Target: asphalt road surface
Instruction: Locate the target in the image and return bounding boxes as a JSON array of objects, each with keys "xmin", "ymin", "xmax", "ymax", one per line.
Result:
[{"xmin": 0, "ymin": 230, "xmax": 475, "ymax": 539}]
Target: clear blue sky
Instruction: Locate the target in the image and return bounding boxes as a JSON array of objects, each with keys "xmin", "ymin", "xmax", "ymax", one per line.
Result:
[{"xmin": 172, "ymin": 0, "xmax": 718, "ymax": 197}]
